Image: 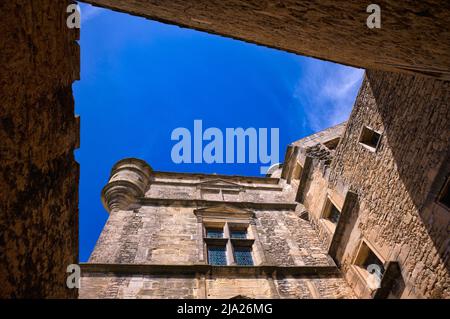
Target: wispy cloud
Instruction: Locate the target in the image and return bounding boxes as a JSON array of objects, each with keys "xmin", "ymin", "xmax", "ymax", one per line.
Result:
[
  {"xmin": 79, "ymin": 3, "xmax": 104, "ymax": 24},
  {"xmin": 293, "ymin": 59, "xmax": 364, "ymax": 132}
]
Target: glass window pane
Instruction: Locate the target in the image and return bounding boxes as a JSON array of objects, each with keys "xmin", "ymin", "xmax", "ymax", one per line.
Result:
[
  {"xmin": 230, "ymin": 230, "xmax": 247, "ymax": 239},
  {"xmin": 206, "ymin": 228, "xmax": 223, "ymax": 238},
  {"xmin": 233, "ymin": 247, "xmax": 253, "ymax": 266},
  {"xmin": 208, "ymin": 246, "xmax": 227, "ymax": 265}
]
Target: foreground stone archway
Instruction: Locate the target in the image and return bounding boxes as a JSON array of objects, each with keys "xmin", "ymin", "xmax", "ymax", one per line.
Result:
[{"xmin": 85, "ymin": 0, "xmax": 450, "ymax": 80}]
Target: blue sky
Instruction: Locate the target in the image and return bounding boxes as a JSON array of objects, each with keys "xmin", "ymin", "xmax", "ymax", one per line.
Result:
[{"xmin": 74, "ymin": 3, "xmax": 364, "ymax": 262}]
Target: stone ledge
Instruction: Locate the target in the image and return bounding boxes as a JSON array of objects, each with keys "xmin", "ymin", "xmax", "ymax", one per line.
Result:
[
  {"xmin": 151, "ymin": 179, "xmax": 284, "ymax": 191},
  {"xmin": 138, "ymin": 198, "xmax": 298, "ymax": 210},
  {"xmin": 153, "ymin": 171, "xmax": 280, "ymax": 184},
  {"xmin": 80, "ymin": 263, "xmax": 341, "ymax": 277}
]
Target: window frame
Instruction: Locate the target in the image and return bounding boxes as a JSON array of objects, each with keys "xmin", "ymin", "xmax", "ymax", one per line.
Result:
[
  {"xmin": 205, "ymin": 226, "xmax": 225, "ymax": 239},
  {"xmin": 352, "ymin": 239, "xmax": 386, "ymax": 291},
  {"xmin": 232, "ymin": 245, "xmax": 254, "ymax": 266},
  {"xmin": 207, "ymin": 245, "xmax": 228, "ymax": 266},
  {"xmin": 436, "ymin": 175, "xmax": 450, "ymax": 210},
  {"xmin": 194, "ymin": 206, "xmax": 262, "ymax": 266},
  {"xmin": 229, "ymin": 230, "xmax": 248, "ymax": 239},
  {"xmin": 320, "ymin": 195, "xmax": 342, "ymax": 234},
  {"xmin": 292, "ymin": 161, "xmax": 303, "ymax": 180},
  {"xmin": 358, "ymin": 125, "xmax": 382, "ymax": 152}
]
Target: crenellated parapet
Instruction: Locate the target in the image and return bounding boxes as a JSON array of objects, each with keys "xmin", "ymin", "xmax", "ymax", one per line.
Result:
[{"xmin": 101, "ymin": 158, "xmax": 153, "ymax": 212}]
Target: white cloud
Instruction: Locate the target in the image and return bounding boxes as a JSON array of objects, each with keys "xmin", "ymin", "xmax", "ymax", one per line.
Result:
[
  {"xmin": 79, "ymin": 3, "xmax": 104, "ymax": 23},
  {"xmin": 293, "ymin": 59, "xmax": 364, "ymax": 132}
]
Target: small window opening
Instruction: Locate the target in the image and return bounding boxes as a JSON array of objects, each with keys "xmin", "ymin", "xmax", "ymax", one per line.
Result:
[
  {"xmin": 323, "ymin": 198, "xmax": 341, "ymax": 225},
  {"xmin": 438, "ymin": 176, "xmax": 450, "ymax": 208},
  {"xmin": 354, "ymin": 241, "xmax": 385, "ymax": 285},
  {"xmin": 359, "ymin": 126, "xmax": 381, "ymax": 151},
  {"xmin": 230, "ymin": 229, "xmax": 247, "ymax": 239},
  {"xmin": 323, "ymin": 137, "xmax": 340, "ymax": 150},
  {"xmin": 326, "ymin": 204, "xmax": 341, "ymax": 224}
]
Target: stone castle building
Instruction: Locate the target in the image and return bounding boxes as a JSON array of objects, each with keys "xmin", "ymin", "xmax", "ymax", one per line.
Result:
[
  {"xmin": 2, "ymin": 1, "xmax": 449, "ymax": 298},
  {"xmin": 80, "ymin": 71, "xmax": 450, "ymax": 299}
]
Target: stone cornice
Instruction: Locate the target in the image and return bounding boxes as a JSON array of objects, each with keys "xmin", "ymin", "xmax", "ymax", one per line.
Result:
[
  {"xmin": 80, "ymin": 263, "xmax": 341, "ymax": 277},
  {"xmin": 138, "ymin": 197, "xmax": 298, "ymax": 211},
  {"xmin": 152, "ymin": 171, "xmax": 280, "ymax": 185},
  {"xmin": 151, "ymin": 179, "xmax": 283, "ymax": 191},
  {"xmin": 101, "ymin": 158, "xmax": 289, "ymax": 213}
]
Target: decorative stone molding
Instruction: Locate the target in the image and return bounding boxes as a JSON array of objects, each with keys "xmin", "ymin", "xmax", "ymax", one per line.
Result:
[
  {"xmin": 101, "ymin": 158, "xmax": 153, "ymax": 212},
  {"xmin": 80, "ymin": 263, "xmax": 341, "ymax": 277},
  {"xmin": 196, "ymin": 179, "xmax": 244, "ymax": 191},
  {"xmin": 194, "ymin": 205, "xmax": 255, "ymax": 220}
]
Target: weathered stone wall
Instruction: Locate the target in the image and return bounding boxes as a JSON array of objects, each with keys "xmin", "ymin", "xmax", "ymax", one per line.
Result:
[
  {"xmin": 301, "ymin": 166, "xmax": 335, "ymax": 246},
  {"xmin": 328, "ymin": 70, "xmax": 450, "ymax": 298},
  {"xmin": 89, "ymin": 205, "xmax": 333, "ymax": 267},
  {"xmin": 80, "ymin": 273, "xmax": 199, "ymax": 299},
  {"xmin": 206, "ymin": 275, "xmax": 354, "ymax": 299},
  {"xmin": 80, "ymin": 271, "xmax": 354, "ymax": 299},
  {"xmin": 206, "ymin": 276, "xmax": 274, "ymax": 299},
  {"xmin": 145, "ymin": 173, "xmax": 292, "ymax": 203},
  {"xmin": 86, "ymin": 0, "xmax": 450, "ymax": 80},
  {"xmin": 146, "ymin": 183, "xmax": 288, "ymax": 203},
  {"xmin": 0, "ymin": 0, "xmax": 79, "ymax": 298},
  {"xmin": 255, "ymin": 210, "xmax": 332, "ymax": 266},
  {"xmin": 276, "ymin": 275, "xmax": 354, "ymax": 299},
  {"xmin": 290, "ymin": 122, "xmax": 348, "ymax": 249},
  {"xmin": 89, "ymin": 206, "xmax": 199, "ymax": 264}
]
